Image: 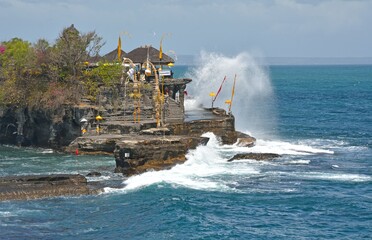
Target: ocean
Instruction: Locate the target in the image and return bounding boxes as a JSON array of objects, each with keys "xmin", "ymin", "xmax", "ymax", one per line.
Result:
[{"xmin": 1, "ymin": 54, "xmax": 371, "ymax": 239}]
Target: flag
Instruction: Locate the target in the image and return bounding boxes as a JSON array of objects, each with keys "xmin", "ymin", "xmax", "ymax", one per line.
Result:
[
  {"xmin": 117, "ymin": 36, "xmax": 122, "ymax": 61},
  {"xmin": 214, "ymin": 76, "xmax": 227, "ymax": 101},
  {"xmin": 159, "ymin": 40, "xmax": 163, "ymax": 60},
  {"xmin": 229, "ymin": 74, "xmax": 237, "ymax": 113}
]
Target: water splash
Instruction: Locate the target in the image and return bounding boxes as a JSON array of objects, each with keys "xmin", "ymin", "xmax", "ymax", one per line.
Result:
[
  {"xmin": 103, "ymin": 133, "xmax": 336, "ymax": 194},
  {"xmin": 185, "ymin": 51, "xmax": 276, "ymax": 138},
  {"xmin": 104, "ymin": 133, "xmax": 260, "ymax": 193}
]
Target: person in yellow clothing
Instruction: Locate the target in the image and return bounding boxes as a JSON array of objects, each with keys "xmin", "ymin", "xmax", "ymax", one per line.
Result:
[{"xmin": 95, "ymin": 115, "xmax": 103, "ymax": 135}]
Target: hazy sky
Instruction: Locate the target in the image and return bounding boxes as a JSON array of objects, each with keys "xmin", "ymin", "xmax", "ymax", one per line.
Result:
[{"xmin": 1, "ymin": 0, "xmax": 371, "ymax": 58}]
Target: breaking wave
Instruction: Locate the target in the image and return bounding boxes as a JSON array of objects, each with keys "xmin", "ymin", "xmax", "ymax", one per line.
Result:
[
  {"xmin": 185, "ymin": 51, "xmax": 277, "ymax": 138},
  {"xmin": 104, "ymin": 133, "xmax": 343, "ymax": 194}
]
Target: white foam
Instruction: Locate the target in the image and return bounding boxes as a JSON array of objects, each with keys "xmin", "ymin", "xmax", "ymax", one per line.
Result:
[
  {"xmin": 301, "ymin": 172, "xmax": 372, "ymax": 182},
  {"xmin": 285, "ymin": 160, "xmax": 311, "ymax": 165},
  {"xmin": 86, "ymin": 175, "xmax": 111, "ymax": 181},
  {"xmin": 184, "ymin": 98, "xmax": 200, "ymax": 111},
  {"xmin": 104, "ymin": 133, "xmax": 260, "ymax": 194},
  {"xmin": 40, "ymin": 149, "xmax": 54, "ymax": 154},
  {"xmin": 232, "ymin": 139, "xmax": 334, "ymax": 155},
  {"xmin": 273, "ymin": 171, "xmax": 372, "ymax": 182},
  {"xmin": 0, "ymin": 211, "xmax": 15, "ymax": 217},
  {"xmin": 104, "ymin": 132, "xmax": 351, "ymax": 194}
]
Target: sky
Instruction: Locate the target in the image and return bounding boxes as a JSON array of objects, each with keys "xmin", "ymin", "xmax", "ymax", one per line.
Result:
[{"xmin": 1, "ymin": 0, "xmax": 372, "ymax": 58}]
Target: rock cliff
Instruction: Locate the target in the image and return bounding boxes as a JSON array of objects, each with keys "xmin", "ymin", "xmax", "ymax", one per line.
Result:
[{"xmin": 0, "ymin": 105, "xmax": 97, "ymax": 149}]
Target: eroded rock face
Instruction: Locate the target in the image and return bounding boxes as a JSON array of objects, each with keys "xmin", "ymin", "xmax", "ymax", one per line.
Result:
[
  {"xmin": 0, "ymin": 174, "xmax": 101, "ymax": 201},
  {"xmin": 167, "ymin": 116, "xmax": 237, "ymax": 144},
  {"xmin": 0, "ymin": 106, "xmax": 94, "ymax": 149},
  {"xmin": 114, "ymin": 135, "xmax": 209, "ymax": 176}
]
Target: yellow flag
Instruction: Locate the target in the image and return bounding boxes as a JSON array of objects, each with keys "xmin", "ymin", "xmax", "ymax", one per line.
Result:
[
  {"xmin": 159, "ymin": 40, "xmax": 163, "ymax": 60},
  {"xmin": 229, "ymin": 74, "xmax": 237, "ymax": 113},
  {"xmin": 118, "ymin": 36, "xmax": 122, "ymax": 61}
]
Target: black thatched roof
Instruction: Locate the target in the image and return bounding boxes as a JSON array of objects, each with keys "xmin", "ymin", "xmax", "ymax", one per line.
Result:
[
  {"xmin": 125, "ymin": 45, "xmax": 174, "ymax": 65},
  {"xmin": 102, "ymin": 48, "xmax": 126, "ymax": 62}
]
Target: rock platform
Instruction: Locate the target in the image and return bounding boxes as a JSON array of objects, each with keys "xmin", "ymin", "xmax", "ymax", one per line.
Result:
[
  {"xmin": 0, "ymin": 174, "xmax": 101, "ymax": 201},
  {"xmin": 66, "ymin": 107, "xmax": 258, "ymax": 176}
]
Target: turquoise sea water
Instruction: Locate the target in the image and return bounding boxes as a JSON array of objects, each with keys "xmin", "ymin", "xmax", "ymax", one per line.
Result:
[{"xmin": 1, "ymin": 63, "xmax": 371, "ymax": 239}]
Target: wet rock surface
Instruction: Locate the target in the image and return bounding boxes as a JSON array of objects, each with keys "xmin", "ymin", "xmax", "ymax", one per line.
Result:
[
  {"xmin": 228, "ymin": 153, "xmax": 281, "ymax": 162},
  {"xmin": 0, "ymin": 174, "xmax": 102, "ymax": 201},
  {"xmin": 114, "ymin": 135, "xmax": 209, "ymax": 176}
]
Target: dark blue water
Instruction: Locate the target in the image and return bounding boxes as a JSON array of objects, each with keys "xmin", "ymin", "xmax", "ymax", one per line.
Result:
[{"xmin": 1, "ymin": 64, "xmax": 371, "ymax": 239}]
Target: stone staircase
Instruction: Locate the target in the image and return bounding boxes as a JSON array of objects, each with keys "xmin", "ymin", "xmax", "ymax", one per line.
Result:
[{"xmin": 165, "ymin": 97, "xmax": 184, "ymax": 123}]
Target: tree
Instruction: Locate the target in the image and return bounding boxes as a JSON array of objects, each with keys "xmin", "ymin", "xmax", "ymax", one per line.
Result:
[
  {"xmin": 51, "ymin": 24, "xmax": 104, "ymax": 81},
  {"xmin": 0, "ymin": 38, "xmax": 38, "ymax": 107},
  {"xmin": 0, "ymin": 25, "xmax": 105, "ymax": 109}
]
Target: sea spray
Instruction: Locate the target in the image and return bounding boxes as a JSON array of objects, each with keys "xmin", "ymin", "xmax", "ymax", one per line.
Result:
[
  {"xmin": 121, "ymin": 132, "xmax": 254, "ymax": 192},
  {"xmin": 106, "ymin": 133, "xmax": 337, "ymax": 193},
  {"xmin": 185, "ymin": 51, "xmax": 277, "ymax": 138}
]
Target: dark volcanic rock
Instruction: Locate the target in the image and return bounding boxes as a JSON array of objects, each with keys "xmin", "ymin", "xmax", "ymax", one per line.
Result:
[
  {"xmin": 0, "ymin": 105, "xmax": 96, "ymax": 149},
  {"xmin": 0, "ymin": 174, "xmax": 101, "ymax": 201},
  {"xmin": 167, "ymin": 114, "xmax": 237, "ymax": 144},
  {"xmin": 228, "ymin": 153, "xmax": 280, "ymax": 162},
  {"xmin": 114, "ymin": 135, "xmax": 209, "ymax": 176}
]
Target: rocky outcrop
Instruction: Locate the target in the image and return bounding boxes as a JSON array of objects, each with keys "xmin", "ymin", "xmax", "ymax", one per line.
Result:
[
  {"xmin": 0, "ymin": 174, "xmax": 101, "ymax": 201},
  {"xmin": 167, "ymin": 114, "xmax": 237, "ymax": 144},
  {"xmin": 114, "ymin": 135, "xmax": 209, "ymax": 176},
  {"xmin": 66, "ymin": 134, "xmax": 123, "ymax": 154},
  {"xmin": 228, "ymin": 153, "xmax": 280, "ymax": 162},
  {"xmin": 236, "ymin": 132, "xmax": 256, "ymax": 147},
  {"xmin": 0, "ymin": 105, "xmax": 97, "ymax": 149}
]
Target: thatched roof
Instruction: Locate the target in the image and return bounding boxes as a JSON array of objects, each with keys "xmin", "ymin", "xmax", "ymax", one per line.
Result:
[
  {"xmin": 87, "ymin": 55, "xmax": 101, "ymax": 63},
  {"xmin": 125, "ymin": 45, "xmax": 174, "ymax": 65},
  {"xmin": 102, "ymin": 48, "xmax": 126, "ymax": 62}
]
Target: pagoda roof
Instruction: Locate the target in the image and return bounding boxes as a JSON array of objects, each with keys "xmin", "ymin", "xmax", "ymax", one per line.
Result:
[
  {"xmin": 102, "ymin": 48, "xmax": 126, "ymax": 62},
  {"xmin": 125, "ymin": 45, "xmax": 174, "ymax": 65}
]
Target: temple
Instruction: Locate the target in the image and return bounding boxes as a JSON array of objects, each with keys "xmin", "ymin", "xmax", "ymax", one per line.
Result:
[{"xmin": 66, "ymin": 44, "xmax": 255, "ymax": 175}]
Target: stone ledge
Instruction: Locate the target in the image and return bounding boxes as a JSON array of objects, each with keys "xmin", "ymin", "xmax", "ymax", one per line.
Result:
[{"xmin": 0, "ymin": 174, "xmax": 102, "ymax": 201}]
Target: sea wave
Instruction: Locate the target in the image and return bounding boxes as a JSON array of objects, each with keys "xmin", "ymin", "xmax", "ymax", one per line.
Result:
[
  {"xmin": 300, "ymin": 172, "xmax": 372, "ymax": 182},
  {"xmin": 103, "ymin": 132, "xmax": 363, "ymax": 194},
  {"xmin": 272, "ymin": 171, "xmax": 372, "ymax": 182},
  {"xmin": 284, "ymin": 159, "xmax": 311, "ymax": 165}
]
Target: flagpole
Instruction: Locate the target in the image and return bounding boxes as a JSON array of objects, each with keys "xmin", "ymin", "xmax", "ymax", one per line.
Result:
[
  {"xmin": 211, "ymin": 76, "xmax": 227, "ymax": 108},
  {"xmin": 118, "ymin": 36, "xmax": 122, "ymax": 61},
  {"xmin": 228, "ymin": 74, "xmax": 237, "ymax": 114}
]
